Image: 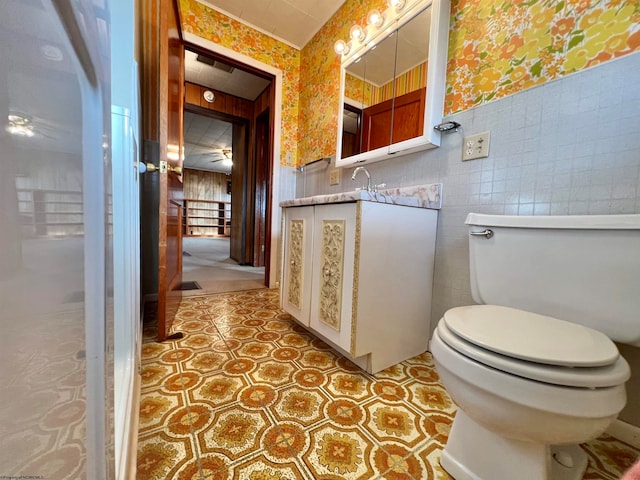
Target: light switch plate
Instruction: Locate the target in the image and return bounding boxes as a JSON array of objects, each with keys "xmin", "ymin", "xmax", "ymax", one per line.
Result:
[
  {"xmin": 329, "ymin": 169, "xmax": 341, "ymax": 186},
  {"xmin": 462, "ymin": 131, "xmax": 490, "ymax": 161}
]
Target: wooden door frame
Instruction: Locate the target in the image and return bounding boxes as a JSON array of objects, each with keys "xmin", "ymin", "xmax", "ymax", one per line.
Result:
[
  {"xmin": 253, "ymin": 108, "xmax": 271, "ymax": 268},
  {"xmin": 181, "ymin": 32, "xmax": 284, "ymax": 289},
  {"xmin": 181, "ymin": 102, "xmax": 251, "ymax": 266},
  {"xmin": 183, "ymin": 41, "xmax": 276, "ymax": 276}
]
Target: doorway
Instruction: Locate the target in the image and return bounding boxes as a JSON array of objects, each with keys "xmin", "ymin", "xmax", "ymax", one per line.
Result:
[{"xmin": 181, "ymin": 47, "xmax": 275, "ymax": 294}]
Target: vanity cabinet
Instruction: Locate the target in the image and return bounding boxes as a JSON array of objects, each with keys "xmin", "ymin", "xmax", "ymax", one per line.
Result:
[{"xmin": 281, "ymin": 200, "xmax": 438, "ymax": 374}]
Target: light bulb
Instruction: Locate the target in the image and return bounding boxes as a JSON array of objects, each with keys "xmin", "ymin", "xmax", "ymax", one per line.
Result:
[
  {"xmin": 350, "ymin": 24, "xmax": 366, "ymax": 43},
  {"xmin": 334, "ymin": 39, "xmax": 350, "ymax": 55},
  {"xmin": 367, "ymin": 9, "xmax": 384, "ymax": 28},
  {"xmin": 386, "ymin": 0, "xmax": 406, "ymax": 10}
]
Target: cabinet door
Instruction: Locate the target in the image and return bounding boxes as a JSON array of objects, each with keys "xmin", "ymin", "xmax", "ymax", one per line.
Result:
[
  {"xmin": 309, "ymin": 203, "xmax": 357, "ymax": 352},
  {"xmin": 281, "ymin": 206, "xmax": 314, "ymax": 324}
]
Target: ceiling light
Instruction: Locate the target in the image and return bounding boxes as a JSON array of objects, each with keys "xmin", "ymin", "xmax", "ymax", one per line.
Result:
[
  {"xmin": 41, "ymin": 44, "xmax": 63, "ymax": 62},
  {"xmin": 6, "ymin": 114, "xmax": 34, "ymax": 137}
]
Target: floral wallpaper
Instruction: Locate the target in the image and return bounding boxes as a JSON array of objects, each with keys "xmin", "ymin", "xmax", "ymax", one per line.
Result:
[
  {"xmin": 298, "ymin": 0, "xmax": 388, "ymax": 164},
  {"xmin": 446, "ymin": 0, "xmax": 640, "ymax": 113},
  {"xmin": 178, "ymin": 0, "xmax": 301, "ymax": 166},
  {"xmin": 179, "ymin": 0, "xmax": 640, "ymax": 167},
  {"xmin": 344, "ymin": 72, "xmax": 375, "ymax": 107}
]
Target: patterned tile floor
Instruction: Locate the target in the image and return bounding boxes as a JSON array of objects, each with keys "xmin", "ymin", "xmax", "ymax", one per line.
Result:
[{"xmin": 137, "ymin": 289, "xmax": 639, "ymax": 480}]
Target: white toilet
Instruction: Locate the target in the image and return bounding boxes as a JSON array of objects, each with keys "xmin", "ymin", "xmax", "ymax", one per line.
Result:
[{"xmin": 431, "ymin": 213, "xmax": 640, "ymax": 480}]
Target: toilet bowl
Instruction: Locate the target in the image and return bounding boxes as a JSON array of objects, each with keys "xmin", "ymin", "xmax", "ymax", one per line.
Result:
[
  {"xmin": 431, "ymin": 306, "xmax": 629, "ymax": 480},
  {"xmin": 431, "ymin": 213, "xmax": 640, "ymax": 480}
]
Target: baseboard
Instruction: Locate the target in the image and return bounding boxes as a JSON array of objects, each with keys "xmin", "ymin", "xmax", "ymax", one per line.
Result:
[
  {"xmin": 124, "ymin": 372, "xmax": 141, "ymax": 479},
  {"xmin": 607, "ymin": 419, "xmax": 640, "ymax": 449}
]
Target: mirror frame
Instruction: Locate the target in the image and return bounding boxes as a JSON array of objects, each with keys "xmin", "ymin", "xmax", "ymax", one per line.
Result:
[{"xmin": 335, "ymin": 0, "xmax": 450, "ymax": 168}]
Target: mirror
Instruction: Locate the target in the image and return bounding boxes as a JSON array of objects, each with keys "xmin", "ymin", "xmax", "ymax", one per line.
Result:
[{"xmin": 335, "ymin": 0, "xmax": 450, "ymax": 168}]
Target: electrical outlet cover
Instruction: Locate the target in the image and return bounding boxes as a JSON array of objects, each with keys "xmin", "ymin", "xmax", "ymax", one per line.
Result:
[
  {"xmin": 329, "ymin": 169, "xmax": 341, "ymax": 186},
  {"xmin": 462, "ymin": 131, "xmax": 490, "ymax": 161}
]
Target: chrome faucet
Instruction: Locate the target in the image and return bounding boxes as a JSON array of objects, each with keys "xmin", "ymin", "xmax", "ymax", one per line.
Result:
[{"xmin": 351, "ymin": 166, "xmax": 372, "ymax": 192}]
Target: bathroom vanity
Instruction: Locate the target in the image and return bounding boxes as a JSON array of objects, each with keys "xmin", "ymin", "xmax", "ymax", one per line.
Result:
[{"xmin": 280, "ymin": 185, "xmax": 441, "ymax": 373}]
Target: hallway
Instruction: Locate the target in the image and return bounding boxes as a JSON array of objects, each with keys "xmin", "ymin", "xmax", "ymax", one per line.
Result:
[
  {"xmin": 136, "ymin": 289, "xmax": 639, "ymax": 479},
  {"xmin": 181, "ymin": 237, "xmax": 265, "ymax": 296}
]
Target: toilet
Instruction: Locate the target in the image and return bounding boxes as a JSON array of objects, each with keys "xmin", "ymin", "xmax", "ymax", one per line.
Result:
[{"xmin": 431, "ymin": 213, "xmax": 640, "ymax": 480}]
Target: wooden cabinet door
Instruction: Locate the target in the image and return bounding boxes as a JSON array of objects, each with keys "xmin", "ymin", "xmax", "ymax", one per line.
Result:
[
  {"xmin": 309, "ymin": 203, "xmax": 358, "ymax": 353},
  {"xmin": 281, "ymin": 206, "xmax": 314, "ymax": 324}
]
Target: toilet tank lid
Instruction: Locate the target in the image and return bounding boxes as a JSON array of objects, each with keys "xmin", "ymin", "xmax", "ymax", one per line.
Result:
[{"xmin": 465, "ymin": 213, "xmax": 640, "ymax": 229}]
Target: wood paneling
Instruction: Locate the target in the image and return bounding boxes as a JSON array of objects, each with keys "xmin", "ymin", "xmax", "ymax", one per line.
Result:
[
  {"xmin": 183, "ymin": 169, "xmax": 231, "ymax": 237},
  {"xmin": 254, "ymin": 86, "xmax": 271, "ymax": 117},
  {"xmin": 183, "ymin": 169, "xmax": 229, "ymax": 201},
  {"xmin": 184, "ymin": 81, "xmax": 252, "ymax": 119}
]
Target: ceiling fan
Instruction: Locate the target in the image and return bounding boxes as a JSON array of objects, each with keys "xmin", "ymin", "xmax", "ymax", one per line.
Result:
[{"xmin": 209, "ymin": 148, "xmax": 233, "ymax": 167}]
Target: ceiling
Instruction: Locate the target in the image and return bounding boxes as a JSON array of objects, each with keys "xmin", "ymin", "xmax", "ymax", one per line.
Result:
[
  {"xmin": 184, "ymin": 111, "xmax": 234, "ymax": 174},
  {"xmin": 199, "ymin": 0, "xmax": 347, "ymax": 49},
  {"xmin": 184, "ymin": 50, "xmax": 271, "ymax": 100}
]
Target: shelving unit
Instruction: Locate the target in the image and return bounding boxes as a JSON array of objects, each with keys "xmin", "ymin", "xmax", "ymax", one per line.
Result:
[
  {"xmin": 17, "ymin": 189, "xmax": 84, "ymax": 237},
  {"xmin": 183, "ymin": 198, "xmax": 231, "ymax": 237}
]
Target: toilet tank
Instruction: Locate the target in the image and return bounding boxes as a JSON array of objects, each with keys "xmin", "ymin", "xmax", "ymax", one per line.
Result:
[{"xmin": 466, "ymin": 213, "xmax": 640, "ymax": 346}]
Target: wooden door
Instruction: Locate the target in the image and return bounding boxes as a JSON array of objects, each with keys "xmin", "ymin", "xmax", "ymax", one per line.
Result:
[{"xmin": 141, "ymin": 0, "xmax": 184, "ymax": 341}]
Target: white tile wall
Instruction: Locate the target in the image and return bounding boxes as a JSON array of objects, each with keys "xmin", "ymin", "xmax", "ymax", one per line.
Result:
[{"xmin": 294, "ymin": 52, "xmax": 640, "ymax": 424}]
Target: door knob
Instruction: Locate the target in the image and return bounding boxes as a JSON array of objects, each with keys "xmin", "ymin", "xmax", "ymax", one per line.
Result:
[
  {"xmin": 138, "ymin": 162, "xmax": 182, "ymax": 175},
  {"xmin": 139, "ymin": 162, "xmax": 158, "ymax": 174}
]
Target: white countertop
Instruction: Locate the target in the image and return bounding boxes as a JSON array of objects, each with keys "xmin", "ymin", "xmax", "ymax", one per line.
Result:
[{"xmin": 280, "ymin": 183, "xmax": 442, "ymax": 210}]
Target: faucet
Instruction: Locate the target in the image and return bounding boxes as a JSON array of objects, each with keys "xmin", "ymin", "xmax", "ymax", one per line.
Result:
[{"xmin": 351, "ymin": 166, "xmax": 372, "ymax": 192}]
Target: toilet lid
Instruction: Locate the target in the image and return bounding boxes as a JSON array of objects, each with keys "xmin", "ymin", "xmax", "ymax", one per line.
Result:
[
  {"xmin": 443, "ymin": 305, "xmax": 619, "ymax": 367},
  {"xmin": 437, "ymin": 320, "xmax": 630, "ymax": 388}
]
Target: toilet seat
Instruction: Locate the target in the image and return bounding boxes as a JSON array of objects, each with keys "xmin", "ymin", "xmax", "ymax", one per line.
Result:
[{"xmin": 439, "ymin": 306, "xmax": 630, "ymax": 388}]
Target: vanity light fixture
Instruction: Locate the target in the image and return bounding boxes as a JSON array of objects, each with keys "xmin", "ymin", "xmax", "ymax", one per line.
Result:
[
  {"xmin": 349, "ymin": 24, "xmax": 366, "ymax": 43},
  {"xmin": 366, "ymin": 9, "xmax": 384, "ymax": 28},
  {"xmin": 334, "ymin": 1, "xmax": 406, "ymax": 57}
]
